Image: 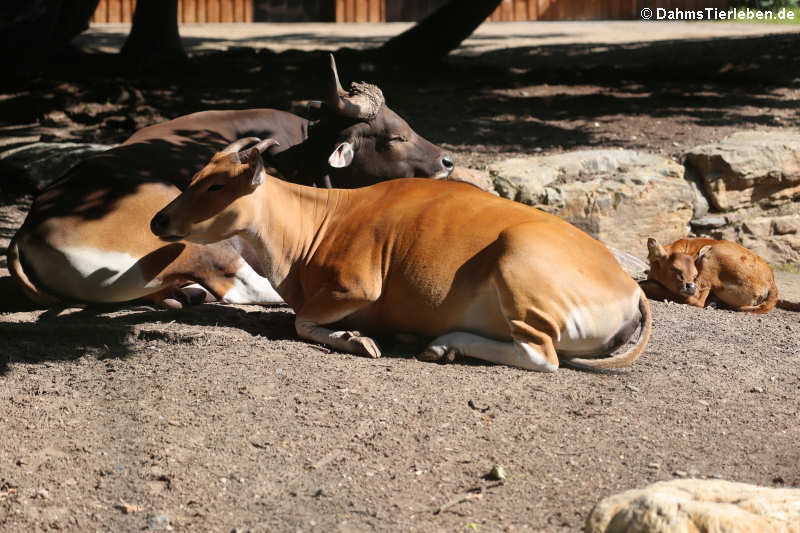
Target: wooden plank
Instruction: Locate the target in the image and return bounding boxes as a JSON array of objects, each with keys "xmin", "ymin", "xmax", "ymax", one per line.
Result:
[
  {"xmin": 525, "ymin": 0, "xmax": 536, "ymax": 20},
  {"xmin": 348, "ymin": 0, "xmax": 356, "ymax": 22},
  {"xmin": 355, "ymin": 0, "xmax": 368, "ymax": 22},
  {"xmin": 107, "ymin": 0, "xmax": 120, "ymax": 22},
  {"xmin": 335, "ymin": 0, "xmax": 344, "ymax": 22},
  {"xmin": 197, "ymin": 0, "xmax": 207, "ymax": 22},
  {"xmin": 544, "ymin": 0, "xmax": 553, "ymax": 19},
  {"xmin": 367, "ymin": 0, "xmax": 380, "ymax": 22},
  {"xmin": 233, "ymin": 0, "xmax": 244, "ymax": 22},
  {"xmin": 183, "ymin": 0, "xmax": 197, "ymax": 23},
  {"xmin": 500, "ymin": 0, "xmax": 513, "ymax": 20},
  {"xmin": 122, "ymin": 0, "xmax": 133, "ymax": 23},
  {"xmin": 221, "ymin": 0, "xmax": 234, "ymax": 22},
  {"xmin": 95, "ymin": 0, "xmax": 108, "ymax": 23},
  {"xmin": 208, "ymin": 0, "xmax": 220, "ymax": 22},
  {"xmin": 513, "ymin": 0, "xmax": 526, "ymax": 20},
  {"xmin": 244, "ymin": 0, "xmax": 253, "ymax": 22}
]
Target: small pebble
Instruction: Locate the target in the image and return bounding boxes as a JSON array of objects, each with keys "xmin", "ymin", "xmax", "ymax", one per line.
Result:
[
  {"xmin": 487, "ymin": 465, "xmax": 507, "ymax": 481},
  {"xmin": 146, "ymin": 514, "xmax": 171, "ymax": 531}
]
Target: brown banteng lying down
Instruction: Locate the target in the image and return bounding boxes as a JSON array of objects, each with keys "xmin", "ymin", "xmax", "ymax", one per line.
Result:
[
  {"xmin": 8, "ymin": 55, "xmax": 454, "ymax": 309},
  {"xmin": 642, "ymin": 237, "xmax": 778, "ymax": 314},
  {"xmin": 150, "ymin": 138, "xmax": 652, "ymax": 372}
]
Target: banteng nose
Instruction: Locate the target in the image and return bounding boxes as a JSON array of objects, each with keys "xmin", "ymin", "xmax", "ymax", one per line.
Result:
[
  {"xmin": 151, "ymin": 212, "xmax": 170, "ymax": 235},
  {"xmin": 683, "ymin": 282, "xmax": 697, "ymax": 295},
  {"xmin": 442, "ymin": 155, "xmax": 454, "ymax": 173}
]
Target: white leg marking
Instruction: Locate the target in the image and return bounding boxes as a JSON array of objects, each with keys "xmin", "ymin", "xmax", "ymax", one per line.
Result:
[
  {"xmin": 221, "ymin": 261, "xmax": 283, "ymax": 304},
  {"xmin": 295, "ymin": 317, "xmax": 381, "ymax": 358},
  {"xmin": 422, "ymin": 332, "xmax": 557, "ymax": 372}
]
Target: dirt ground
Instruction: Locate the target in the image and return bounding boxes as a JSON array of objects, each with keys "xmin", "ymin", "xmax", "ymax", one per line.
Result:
[{"xmin": 1, "ymin": 22, "xmax": 800, "ymax": 533}]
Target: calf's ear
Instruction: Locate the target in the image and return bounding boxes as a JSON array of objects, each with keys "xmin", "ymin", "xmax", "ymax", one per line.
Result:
[
  {"xmin": 647, "ymin": 237, "xmax": 667, "ymax": 262},
  {"xmin": 696, "ymin": 245, "xmax": 712, "ymax": 261},
  {"xmin": 328, "ymin": 142, "xmax": 354, "ymax": 168}
]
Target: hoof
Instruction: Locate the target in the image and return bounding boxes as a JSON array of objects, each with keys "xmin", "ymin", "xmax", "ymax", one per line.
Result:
[{"xmin": 417, "ymin": 345, "xmax": 458, "ymax": 363}]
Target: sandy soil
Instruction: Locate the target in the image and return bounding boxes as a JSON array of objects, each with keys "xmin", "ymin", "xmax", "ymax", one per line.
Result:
[{"xmin": 1, "ymin": 23, "xmax": 799, "ymax": 533}]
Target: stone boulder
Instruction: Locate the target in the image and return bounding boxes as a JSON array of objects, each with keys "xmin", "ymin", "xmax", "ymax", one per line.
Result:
[
  {"xmin": 684, "ymin": 131, "xmax": 800, "ymax": 212},
  {"xmin": 447, "ymin": 167, "xmax": 496, "ymax": 194},
  {"xmin": 489, "ymin": 150, "xmax": 694, "ymax": 260},
  {"xmin": 608, "ymin": 247, "xmax": 649, "ymax": 281},
  {"xmin": 586, "ymin": 479, "xmax": 800, "ymax": 533},
  {"xmin": 0, "ymin": 141, "xmax": 113, "ymax": 191},
  {"xmin": 703, "ymin": 214, "xmax": 800, "ymax": 265}
]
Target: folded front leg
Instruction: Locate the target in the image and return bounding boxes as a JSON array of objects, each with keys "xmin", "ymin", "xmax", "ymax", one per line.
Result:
[
  {"xmin": 294, "ymin": 286, "xmax": 382, "ymax": 358},
  {"xmin": 295, "ymin": 317, "xmax": 381, "ymax": 357}
]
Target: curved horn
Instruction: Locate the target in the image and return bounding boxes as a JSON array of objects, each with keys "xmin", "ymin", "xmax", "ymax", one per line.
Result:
[
  {"xmin": 253, "ymin": 138, "xmax": 280, "ymax": 153},
  {"xmin": 327, "ymin": 53, "xmax": 384, "ymax": 121},
  {"xmin": 220, "ymin": 137, "xmax": 262, "ymax": 155}
]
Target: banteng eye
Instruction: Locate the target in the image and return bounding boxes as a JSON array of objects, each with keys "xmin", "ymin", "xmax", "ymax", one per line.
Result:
[
  {"xmin": 388, "ymin": 135, "xmax": 407, "ymax": 143},
  {"xmin": 206, "ymin": 184, "xmax": 225, "ymax": 193}
]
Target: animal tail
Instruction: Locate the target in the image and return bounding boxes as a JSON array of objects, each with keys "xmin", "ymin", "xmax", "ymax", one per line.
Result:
[
  {"xmin": 7, "ymin": 234, "xmax": 64, "ymax": 307},
  {"xmin": 565, "ymin": 289, "xmax": 652, "ymax": 371},
  {"xmin": 738, "ymin": 274, "xmax": 779, "ymax": 314}
]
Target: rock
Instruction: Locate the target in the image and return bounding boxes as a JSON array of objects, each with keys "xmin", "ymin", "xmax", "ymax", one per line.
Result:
[
  {"xmin": 448, "ymin": 167, "xmax": 495, "ymax": 194},
  {"xmin": 774, "ymin": 270, "xmax": 800, "ymax": 311},
  {"xmin": 486, "ymin": 465, "xmax": 507, "ymax": 481},
  {"xmin": 608, "ymin": 247, "xmax": 649, "ymax": 281},
  {"xmin": 0, "ymin": 141, "xmax": 113, "ymax": 191},
  {"xmin": 685, "ymin": 172, "xmax": 710, "ymax": 219},
  {"xmin": 702, "ymin": 215, "xmax": 800, "ymax": 265},
  {"xmin": 691, "ymin": 216, "xmax": 728, "ymax": 229},
  {"xmin": 684, "ymin": 131, "xmax": 800, "ymax": 211},
  {"xmin": 489, "ymin": 150, "xmax": 694, "ymax": 259},
  {"xmin": 146, "ymin": 514, "xmax": 171, "ymax": 531},
  {"xmin": 586, "ymin": 479, "xmax": 800, "ymax": 533}
]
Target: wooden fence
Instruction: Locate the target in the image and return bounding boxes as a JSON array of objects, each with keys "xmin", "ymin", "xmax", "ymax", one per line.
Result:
[
  {"xmin": 91, "ymin": 0, "xmax": 254, "ymax": 23},
  {"xmin": 91, "ymin": 0, "xmax": 732, "ymax": 23}
]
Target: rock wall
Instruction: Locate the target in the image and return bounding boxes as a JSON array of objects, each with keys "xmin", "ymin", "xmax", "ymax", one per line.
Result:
[
  {"xmin": 489, "ymin": 150, "xmax": 694, "ymax": 261},
  {"xmin": 685, "ymin": 132, "xmax": 800, "ymax": 265},
  {"xmin": 483, "ymin": 133, "xmax": 800, "ymax": 265}
]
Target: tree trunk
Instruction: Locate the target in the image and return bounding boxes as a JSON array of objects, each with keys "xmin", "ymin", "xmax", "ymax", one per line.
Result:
[
  {"xmin": 380, "ymin": 0, "xmax": 503, "ymax": 61},
  {"xmin": 121, "ymin": 0, "xmax": 185, "ymax": 64}
]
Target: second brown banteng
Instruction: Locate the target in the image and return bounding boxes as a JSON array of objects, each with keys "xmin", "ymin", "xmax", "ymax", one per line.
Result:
[
  {"xmin": 8, "ymin": 55, "xmax": 452, "ymax": 309},
  {"xmin": 643, "ymin": 237, "xmax": 778, "ymax": 313},
  {"xmin": 150, "ymin": 138, "xmax": 652, "ymax": 372}
]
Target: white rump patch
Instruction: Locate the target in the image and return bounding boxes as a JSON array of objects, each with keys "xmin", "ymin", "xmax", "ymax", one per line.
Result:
[
  {"xmin": 558, "ymin": 291, "xmax": 641, "ymax": 355},
  {"xmin": 33, "ymin": 246, "xmax": 162, "ymax": 302}
]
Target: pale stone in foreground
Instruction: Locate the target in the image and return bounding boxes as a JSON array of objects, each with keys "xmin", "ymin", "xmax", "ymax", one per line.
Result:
[{"xmin": 586, "ymin": 479, "xmax": 800, "ymax": 533}]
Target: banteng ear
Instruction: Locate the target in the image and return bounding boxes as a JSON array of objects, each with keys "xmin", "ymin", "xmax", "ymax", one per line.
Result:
[
  {"xmin": 647, "ymin": 238, "xmax": 668, "ymax": 263},
  {"xmin": 243, "ymin": 147, "xmax": 266, "ymax": 188},
  {"xmin": 328, "ymin": 142, "xmax": 354, "ymax": 168},
  {"xmin": 696, "ymin": 245, "xmax": 712, "ymax": 261}
]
